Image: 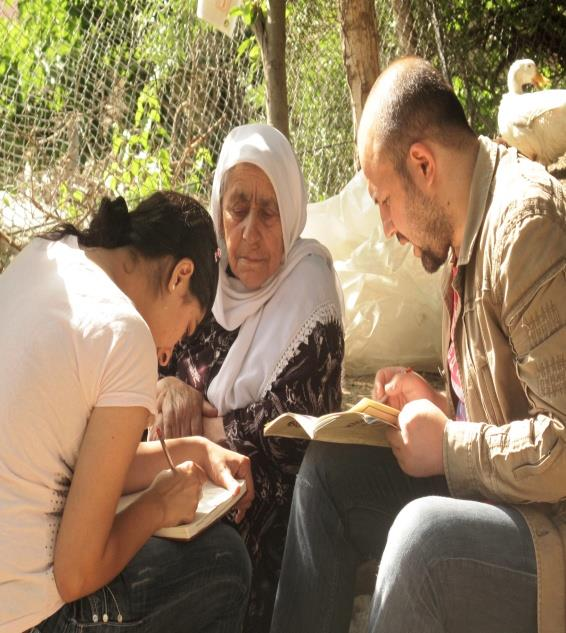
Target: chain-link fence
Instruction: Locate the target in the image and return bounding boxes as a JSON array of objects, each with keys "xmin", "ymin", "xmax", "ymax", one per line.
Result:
[
  {"xmin": 1, "ymin": 0, "xmax": 565, "ymax": 270},
  {"xmin": 0, "ymin": 0, "xmax": 265, "ymax": 266}
]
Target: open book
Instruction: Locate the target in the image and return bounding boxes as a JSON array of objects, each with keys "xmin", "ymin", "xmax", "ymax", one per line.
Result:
[
  {"xmin": 117, "ymin": 479, "xmax": 246, "ymax": 541},
  {"xmin": 264, "ymin": 397, "xmax": 399, "ymax": 447}
]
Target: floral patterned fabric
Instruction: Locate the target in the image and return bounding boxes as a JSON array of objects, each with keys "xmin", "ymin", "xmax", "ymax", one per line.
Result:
[{"xmin": 163, "ymin": 313, "xmax": 344, "ymax": 632}]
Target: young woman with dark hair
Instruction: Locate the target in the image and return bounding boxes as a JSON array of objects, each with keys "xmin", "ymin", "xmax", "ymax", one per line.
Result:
[{"xmin": 0, "ymin": 191, "xmax": 254, "ymax": 633}]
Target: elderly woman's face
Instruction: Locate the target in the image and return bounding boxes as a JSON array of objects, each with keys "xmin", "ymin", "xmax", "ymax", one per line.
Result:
[{"xmin": 222, "ymin": 163, "xmax": 284, "ymax": 290}]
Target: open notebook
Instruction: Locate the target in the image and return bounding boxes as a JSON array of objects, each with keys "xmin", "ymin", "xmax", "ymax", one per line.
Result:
[{"xmin": 117, "ymin": 479, "xmax": 246, "ymax": 540}]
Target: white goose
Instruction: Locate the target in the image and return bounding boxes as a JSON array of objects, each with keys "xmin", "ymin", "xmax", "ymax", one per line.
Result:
[{"xmin": 498, "ymin": 59, "xmax": 566, "ymax": 166}]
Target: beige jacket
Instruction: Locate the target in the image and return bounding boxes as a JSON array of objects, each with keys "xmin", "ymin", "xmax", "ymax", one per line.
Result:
[{"xmin": 443, "ymin": 137, "xmax": 566, "ymax": 633}]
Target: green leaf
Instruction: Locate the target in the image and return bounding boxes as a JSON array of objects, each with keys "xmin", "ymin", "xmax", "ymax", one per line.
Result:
[{"xmin": 237, "ymin": 38, "xmax": 252, "ymax": 57}]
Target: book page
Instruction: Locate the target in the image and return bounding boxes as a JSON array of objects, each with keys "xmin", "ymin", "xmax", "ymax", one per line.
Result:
[
  {"xmin": 263, "ymin": 413, "xmax": 321, "ymax": 440},
  {"xmin": 315, "ymin": 412, "xmax": 391, "ymax": 447},
  {"xmin": 347, "ymin": 398, "xmax": 399, "ymax": 426},
  {"xmin": 193, "ymin": 479, "xmax": 238, "ymax": 515},
  {"xmin": 264, "ymin": 398, "xmax": 399, "ymax": 447},
  {"xmin": 264, "ymin": 411, "xmax": 393, "ymax": 446}
]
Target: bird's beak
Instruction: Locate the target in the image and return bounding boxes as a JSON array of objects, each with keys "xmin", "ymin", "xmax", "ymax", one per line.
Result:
[{"xmin": 533, "ymin": 71, "xmax": 550, "ymax": 88}]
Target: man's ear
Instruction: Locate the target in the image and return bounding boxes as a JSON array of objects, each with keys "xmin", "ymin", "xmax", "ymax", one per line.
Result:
[
  {"xmin": 407, "ymin": 142, "xmax": 435, "ymax": 190},
  {"xmin": 168, "ymin": 258, "xmax": 194, "ymax": 294}
]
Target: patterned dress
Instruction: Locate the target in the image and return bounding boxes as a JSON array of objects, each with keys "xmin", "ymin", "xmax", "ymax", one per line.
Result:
[{"xmin": 163, "ymin": 312, "xmax": 344, "ymax": 633}]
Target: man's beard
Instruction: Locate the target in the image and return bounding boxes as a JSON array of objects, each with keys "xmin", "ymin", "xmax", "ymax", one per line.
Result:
[
  {"xmin": 404, "ymin": 180, "xmax": 452, "ymax": 274},
  {"xmin": 420, "ymin": 246, "xmax": 447, "ymax": 274}
]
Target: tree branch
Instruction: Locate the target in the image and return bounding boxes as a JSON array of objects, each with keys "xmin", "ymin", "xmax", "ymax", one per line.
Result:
[{"xmin": 252, "ymin": 0, "xmax": 289, "ymax": 138}]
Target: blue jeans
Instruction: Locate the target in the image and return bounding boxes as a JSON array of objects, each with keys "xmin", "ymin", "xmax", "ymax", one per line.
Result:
[
  {"xmin": 34, "ymin": 522, "xmax": 251, "ymax": 633},
  {"xmin": 270, "ymin": 442, "xmax": 537, "ymax": 633}
]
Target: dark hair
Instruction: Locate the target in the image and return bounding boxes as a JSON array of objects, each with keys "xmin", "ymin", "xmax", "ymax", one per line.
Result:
[
  {"xmin": 43, "ymin": 192, "xmax": 219, "ymax": 314},
  {"xmin": 369, "ymin": 57, "xmax": 476, "ymax": 173}
]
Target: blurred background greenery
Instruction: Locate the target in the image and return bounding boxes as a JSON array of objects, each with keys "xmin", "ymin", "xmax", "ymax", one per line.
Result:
[{"xmin": 0, "ymin": 0, "xmax": 564, "ymax": 268}]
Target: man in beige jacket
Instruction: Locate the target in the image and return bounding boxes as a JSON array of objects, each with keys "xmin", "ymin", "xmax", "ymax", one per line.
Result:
[{"xmin": 271, "ymin": 57, "xmax": 566, "ymax": 633}]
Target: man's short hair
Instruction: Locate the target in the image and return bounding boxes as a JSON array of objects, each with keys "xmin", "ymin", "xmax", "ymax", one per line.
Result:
[{"xmin": 368, "ymin": 57, "xmax": 475, "ymax": 174}]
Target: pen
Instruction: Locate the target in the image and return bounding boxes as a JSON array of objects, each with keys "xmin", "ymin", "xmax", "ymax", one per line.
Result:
[{"xmin": 156, "ymin": 427, "xmax": 177, "ymax": 472}]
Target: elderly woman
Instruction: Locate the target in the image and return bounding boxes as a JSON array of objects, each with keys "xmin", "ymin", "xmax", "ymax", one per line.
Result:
[{"xmin": 154, "ymin": 124, "xmax": 344, "ymax": 631}]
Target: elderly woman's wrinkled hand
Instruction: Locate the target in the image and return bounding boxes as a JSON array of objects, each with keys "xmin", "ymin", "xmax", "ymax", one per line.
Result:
[
  {"xmin": 148, "ymin": 376, "xmax": 205, "ymax": 439},
  {"xmin": 202, "ymin": 413, "xmax": 226, "ymax": 444}
]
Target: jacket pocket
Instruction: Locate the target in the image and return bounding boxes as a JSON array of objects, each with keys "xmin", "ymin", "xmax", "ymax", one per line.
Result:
[{"xmin": 512, "ymin": 439, "xmax": 563, "ymax": 481}]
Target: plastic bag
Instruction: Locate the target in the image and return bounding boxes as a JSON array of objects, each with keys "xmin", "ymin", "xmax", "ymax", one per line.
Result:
[{"xmin": 304, "ymin": 171, "xmax": 443, "ymax": 376}]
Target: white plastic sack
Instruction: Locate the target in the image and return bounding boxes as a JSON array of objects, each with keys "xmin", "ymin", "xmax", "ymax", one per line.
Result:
[
  {"xmin": 304, "ymin": 171, "xmax": 443, "ymax": 376},
  {"xmin": 196, "ymin": 0, "xmax": 241, "ymax": 37}
]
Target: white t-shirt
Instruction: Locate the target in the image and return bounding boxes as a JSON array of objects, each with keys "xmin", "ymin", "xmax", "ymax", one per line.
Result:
[{"xmin": 0, "ymin": 236, "xmax": 158, "ymax": 633}]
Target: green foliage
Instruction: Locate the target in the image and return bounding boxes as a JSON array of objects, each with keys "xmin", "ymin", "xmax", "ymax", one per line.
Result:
[
  {"xmin": 415, "ymin": 0, "xmax": 566, "ymax": 136},
  {"xmin": 0, "ymin": 0, "xmax": 82, "ymax": 191},
  {"xmin": 0, "ymin": 0, "xmax": 202, "ymax": 213},
  {"xmin": 231, "ymin": 1, "xmax": 266, "ymax": 115},
  {"xmin": 187, "ymin": 146, "xmax": 214, "ymax": 196},
  {"xmin": 230, "ymin": 0, "xmax": 266, "ymax": 27},
  {"xmin": 227, "ymin": 0, "xmax": 355, "ymax": 200},
  {"xmin": 0, "ymin": 0, "xmax": 80, "ymax": 113},
  {"xmin": 2, "ymin": 0, "xmax": 564, "ymax": 227},
  {"xmin": 105, "ymin": 83, "xmax": 172, "ymax": 202},
  {"xmin": 56, "ymin": 182, "xmax": 85, "ymax": 220},
  {"xmin": 286, "ymin": 1, "xmax": 354, "ymax": 200}
]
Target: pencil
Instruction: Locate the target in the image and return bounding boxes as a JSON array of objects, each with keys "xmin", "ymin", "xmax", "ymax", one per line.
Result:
[{"xmin": 156, "ymin": 427, "xmax": 177, "ymax": 472}]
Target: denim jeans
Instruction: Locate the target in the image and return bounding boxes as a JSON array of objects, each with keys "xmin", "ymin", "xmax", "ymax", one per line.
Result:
[
  {"xmin": 270, "ymin": 442, "xmax": 537, "ymax": 633},
  {"xmin": 33, "ymin": 522, "xmax": 251, "ymax": 633}
]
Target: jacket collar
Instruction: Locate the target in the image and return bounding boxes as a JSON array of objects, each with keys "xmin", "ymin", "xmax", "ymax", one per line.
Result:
[{"xmin": 456, "ymin": 136, "xmax": 500, "ymax": 266}]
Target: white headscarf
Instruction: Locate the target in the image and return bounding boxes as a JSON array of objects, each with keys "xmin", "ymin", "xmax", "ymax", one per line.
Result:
[{"xmin": 207, "ymin": 124, "xmax": 343, "ymax": 415}]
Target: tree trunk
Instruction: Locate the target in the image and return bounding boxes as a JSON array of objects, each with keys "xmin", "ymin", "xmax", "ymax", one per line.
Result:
[
  {"xmin": 252, "ymin": 0, "xmax": 290, "ymax": 139},
  {"xmin": 391, "ymin": 0, "xmax": 418, "ymax": 55},
  {"xmin": 337, "ymin": 0, "xmax": 380, "ymax": 143}
]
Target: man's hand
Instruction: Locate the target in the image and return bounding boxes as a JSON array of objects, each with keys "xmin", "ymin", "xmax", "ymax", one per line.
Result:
[
  {"xmin": 385, "ymin": 399, "xmax": 447, "ymax": 477},
  {"xmin": 373, "ymin": 366, "xmax": 449, "ymax": 413}
]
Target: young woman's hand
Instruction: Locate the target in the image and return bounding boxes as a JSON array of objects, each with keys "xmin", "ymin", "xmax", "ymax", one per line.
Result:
[
  {"xmin": 200, "ymin": 439, "xmax": 255, "ymax": 524},
  {"xmin": 145, "ymin": 461, "xmax": 207, "ymax": 528}
]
